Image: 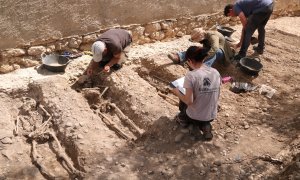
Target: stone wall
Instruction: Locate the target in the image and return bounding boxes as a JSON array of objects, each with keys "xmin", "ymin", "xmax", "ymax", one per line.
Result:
[
  {"xmin": 0, "ymin": 0, "xmax": 233, "ymax": 50},
  {"xmin": 1, "ymin": 0, "xmax": 299, "ymax": 50},
  {"xmin": 0, "ymin": 0, "xmax": 299, "ymax": 73}
]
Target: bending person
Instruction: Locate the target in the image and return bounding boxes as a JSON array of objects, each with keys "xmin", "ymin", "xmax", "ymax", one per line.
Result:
[
  {"xmin": 87, "ymin": 29, "xmax": 132, "ymax": 75},
  {"xmin": 224, "ymin": 0, "xmax": 274, "ymax": 60},
  {"xmin": 171, "ymin": 46, "xmax": 221, "ymax": 141}
]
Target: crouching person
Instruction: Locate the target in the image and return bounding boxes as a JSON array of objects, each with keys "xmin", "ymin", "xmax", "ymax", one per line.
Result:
[
  {"xmin": 171, "ymin": 46, "xmax": 221, "ymax": 141},
  {"xmin": 87, "ymin": 29, "xmax": 132, "ymax": 75}
]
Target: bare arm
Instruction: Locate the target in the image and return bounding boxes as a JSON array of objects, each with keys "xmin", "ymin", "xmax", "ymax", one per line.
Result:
[
  {"xmin": 172, "ymin": 87, "xmax": 193, "ymax": 106},
  {"xmin": 87, "ymin": 60, "xmax": 99, "ymax": 76},
  {"xmin": 106, "ymin": 53, "xmax": 121, "ymax": 67},
  {"xmin": 207, "ymin": 33, "xmax": 220, "ymax": 59},
  {"xmin": 102, "ymin": 53, "xmax": 121, "ymax": 72}
]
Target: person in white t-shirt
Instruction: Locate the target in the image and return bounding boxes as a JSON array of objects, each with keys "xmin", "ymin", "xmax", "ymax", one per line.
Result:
[{"xmin": 171, "ymin": 46, "xmax": 221, "ymax": 141}]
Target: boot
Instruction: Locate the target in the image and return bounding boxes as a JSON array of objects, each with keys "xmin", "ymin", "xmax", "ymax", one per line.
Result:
[
  {"xmin": 253, "ymin": 46, "xmax": 264, "ymax": 55},
  {"xmin": 168, "ymin": 53, "xmax": 180, "ymax": 64},
  {"xmin": 201, "ymin": 124, "xmax": 213, "ymax": 141}
]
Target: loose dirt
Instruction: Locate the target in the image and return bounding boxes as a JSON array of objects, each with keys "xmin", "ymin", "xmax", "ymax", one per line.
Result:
[{"xmin": 0, "ymin": 17, "xmax": 299, "ymax": 179}]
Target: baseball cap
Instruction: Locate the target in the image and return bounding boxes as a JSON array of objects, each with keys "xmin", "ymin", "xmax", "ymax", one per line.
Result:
[
  {"xmin": 190, "ymin": 28, "xmax": 205, "ymax": 42},
  {"xmin": 91, "ymin": 41, "xmax": 105, "ymax": 62}
]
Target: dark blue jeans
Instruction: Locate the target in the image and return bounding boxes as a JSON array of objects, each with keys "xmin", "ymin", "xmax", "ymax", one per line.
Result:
[{"xmin": 239, "ymin": 4, "xmax": 274, "ymax": 56}]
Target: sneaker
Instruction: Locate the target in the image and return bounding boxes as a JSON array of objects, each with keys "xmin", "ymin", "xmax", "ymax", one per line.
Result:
[
  {"xmin": 253, "ymin": 46, "xmax": 264, "ymax": 55},
  {"xmin": 168, "ymin": 53, "xmax": 180, "ymax": 64},
  {"xmin": 201, "ymin": 124, "xmax": 213, "ymax": 141},
  {"xmin": 233, "ymin": 54, "xmax": 245, "ymax": 61}
]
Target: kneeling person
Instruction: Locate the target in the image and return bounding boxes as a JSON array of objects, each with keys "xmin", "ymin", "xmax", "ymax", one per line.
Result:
[
  {"xmin": 171, "ymin": 46, "xmax": 221, "ymax": 141},
  {"xmin": 87, "ymin": 29, "xmax": 132, "ymax": 75}
]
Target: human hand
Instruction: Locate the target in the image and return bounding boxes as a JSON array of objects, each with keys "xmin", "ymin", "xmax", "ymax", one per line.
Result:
[
  {"xmin": 102, "ymin": 65, "xmax": 110, "ymax": 73},
  {"xmin": 171, "ymin": 88, "xmax": 180, "ymax": 97},
  {"xmin": 235, "ymin": 41, "xmax": 241, "ymax": 49}
]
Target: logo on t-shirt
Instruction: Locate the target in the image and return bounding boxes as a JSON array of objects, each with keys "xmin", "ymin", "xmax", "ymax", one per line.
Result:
[{"xmin": 203, "ymin": 77, "xmax": 211, "ymax": 87}]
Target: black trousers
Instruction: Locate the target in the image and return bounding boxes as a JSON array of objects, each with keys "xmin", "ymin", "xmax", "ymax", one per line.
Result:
[
  {"xmin": 178, "ymin": 100, "xmax": 213, "ymax": 128},
  {"xmin": 239, "ymin": 3, "xmax": 274, "ymax": 56}
]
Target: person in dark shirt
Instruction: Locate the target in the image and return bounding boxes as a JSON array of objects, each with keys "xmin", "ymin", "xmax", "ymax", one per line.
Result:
[
  {"xmin": 224, "ymin": 0, "xmax": 274, "ymax": 60},
  {"xmin": 87, "ymin": 29, "xmax": 132, "ymax": 75}
]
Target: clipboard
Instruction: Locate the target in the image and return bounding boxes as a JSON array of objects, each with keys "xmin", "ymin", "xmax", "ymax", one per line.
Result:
[{"xmin": 170, "ymin": 77, "xmax": 186, "ymax": 95}]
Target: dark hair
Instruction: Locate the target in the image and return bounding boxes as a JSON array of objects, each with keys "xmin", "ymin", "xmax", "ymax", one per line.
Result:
[
  {"xmin": 200, "ymin": 39, "xmax": 211, "ymax": 49},
  {"xmin": 185, "ymin": 46, "xmax": 209, "ymax": 63},
  {"xmin": 224, "ymin": 4, "xmax": 233, "ymax": 16}
]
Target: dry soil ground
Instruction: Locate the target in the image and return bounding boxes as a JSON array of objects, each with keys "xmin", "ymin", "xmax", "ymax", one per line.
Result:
[{"xmin": 0, "ymin": 16, "xmax": 299, "ymax": 180}]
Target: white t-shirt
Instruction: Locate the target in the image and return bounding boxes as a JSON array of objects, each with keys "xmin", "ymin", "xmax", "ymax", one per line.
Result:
[{"xmin": 183, "ymin": 65, "xmax": 221, "ymax": 121}]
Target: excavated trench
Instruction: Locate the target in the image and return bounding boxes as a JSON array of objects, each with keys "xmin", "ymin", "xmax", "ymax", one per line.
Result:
[
  {"xmin": 0, "ymin": 55, "xmax": 188, "ymax": 179},
  {"xmin": 2, "ymin": 83, "xmax": 86, "ymax": 179},
  {"xmin": 76, "ymin": 56, "xmax": 185, "ymax": 141}
]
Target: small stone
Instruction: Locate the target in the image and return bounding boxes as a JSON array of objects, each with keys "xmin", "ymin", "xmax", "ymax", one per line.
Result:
[
  {"xmin": 262, "ymin": 108, "xmax": 267, "ymax": 112},
  {"xmin": 244, "ymin": 124, "xmax": 250, "ymax": 129},
  {"xmin": 1, "ymin": 137, "xmax": 13, "ymax": 144},
  {"xmin": 120, "ymin": 163, "xmax": 126, "ymax": 167},
  {"xmin": 199, "ymin": 170, "xmax": 205, "ymax": 175},
  {"xmin": 176, "ymin": 31, "xmax": 184, "ymax": 37},
  {"xmin": 225, "ymin": 113, "xmax": 229, "ymax": 117},
  {"xmin": 296, "ymin": 162, "xmax": 300, "ymax": 168},
  {"xmin": 172, "ymin": 125, "xmax": 178, "ymax": 131},
  {"xmin": 240, "ymin": 169, "xmax": 246, "ymax": 175},
  {"xmin": 222, "ymin": 150, "xmax": 227, "ymax": 156},
  {"xmin": 106, "ymin": 157, "xmax": 113, "ymax": 162},
  {"xmin": 77, "ymin": 134, "xmax": 84, "ymax": 139},
  {"xmin": 180, "ymin": 128, "xmax": 189, "ymax": 133},
  {"xmin": 194, "ymin": 149, "xmax": 198, "ymax": 155},
  {"xmin": 158, "ymin": 158, "xmax": 164, "ymax": 163},
  {"xmin": 66, "ymin": 122, "xmax": 73, "ymax": 127},
  {"xmin": 211, "ymin": 167, "xmax": 218, "ymax": 172},
  {"xmin": 214, "ymin": 160, "xmax": 222, "ymax": 166},
  {"xmin": 175, "ymin": 133, "xmax": 184, "ymax": 143},
  {"xmin": 148, "ymin": 170, "xmax": 154, "ymax": 175},
  {"xmin": 171, "ymin": 161, "xmax": 178, "ymax": 167},
  {"xmin": 234, "ymin": 155, "xmax": 242, "ymax": 162},
  {"xmin": 187, "ymin": 149, "xmax": 193, "ymax": 156}
]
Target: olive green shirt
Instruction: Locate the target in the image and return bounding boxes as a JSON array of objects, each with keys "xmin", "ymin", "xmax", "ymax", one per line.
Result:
[{"xmin": 205, "ymin": 31, "xmax": 234, "ymax": 65}]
